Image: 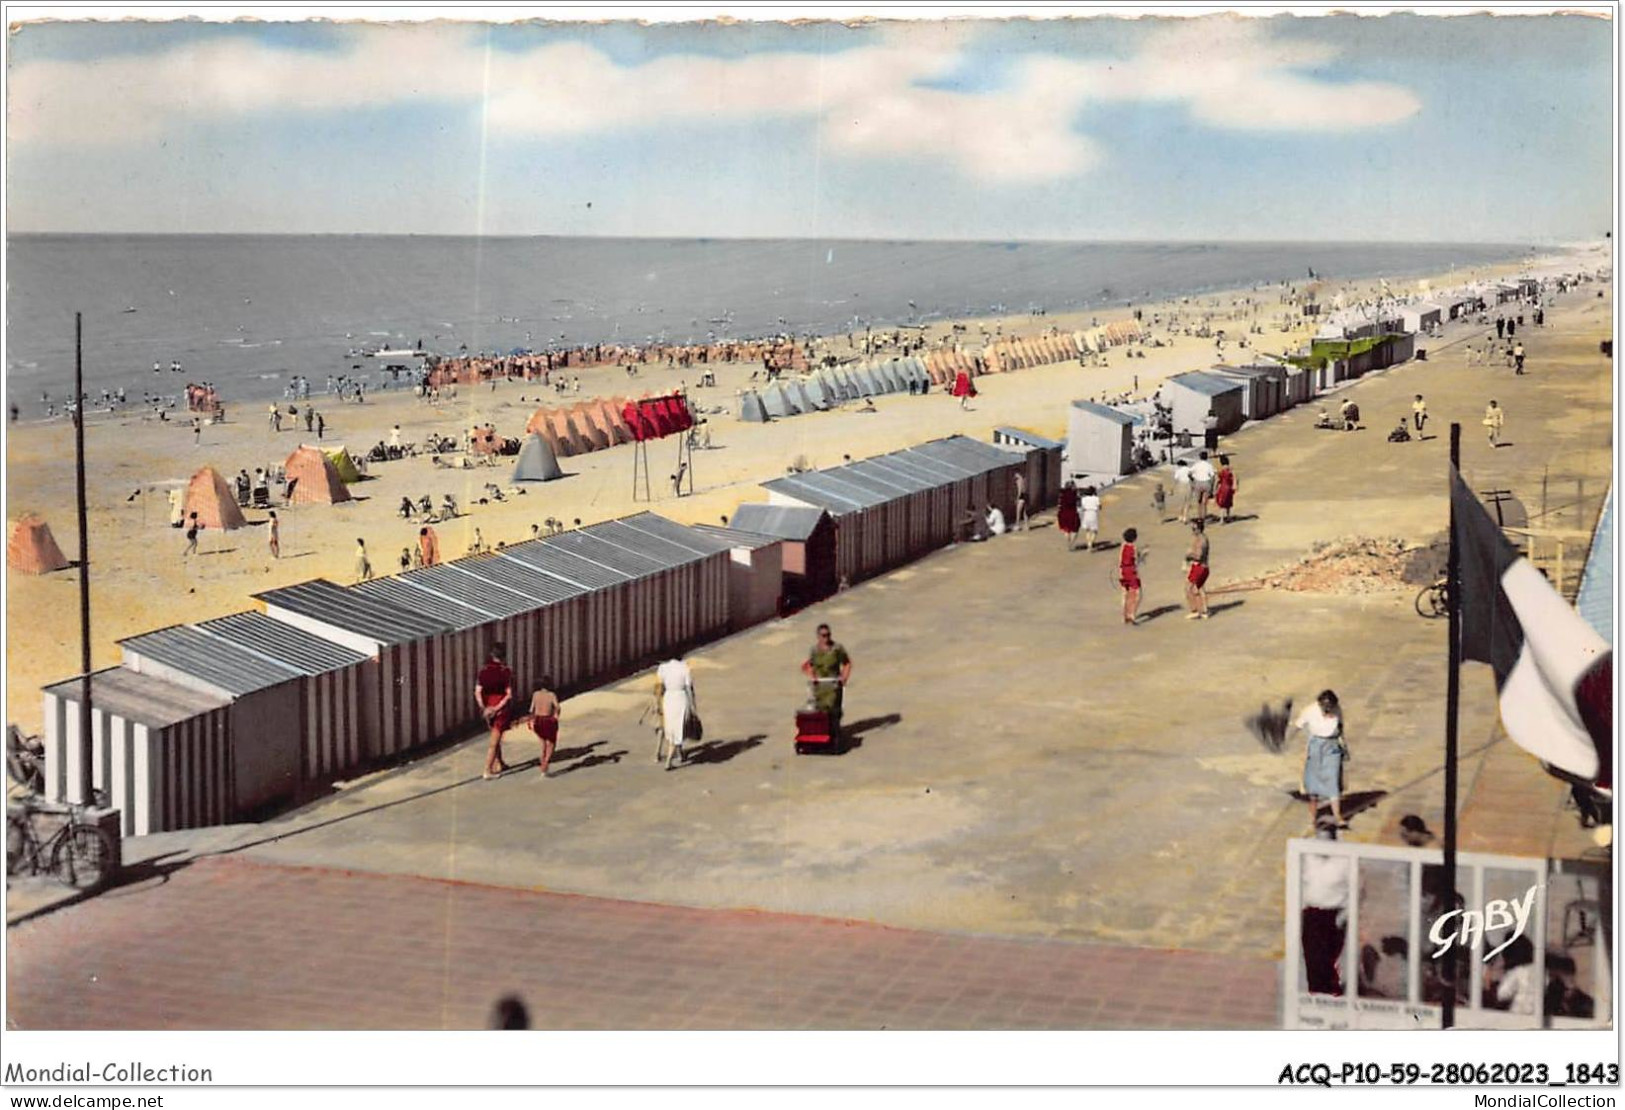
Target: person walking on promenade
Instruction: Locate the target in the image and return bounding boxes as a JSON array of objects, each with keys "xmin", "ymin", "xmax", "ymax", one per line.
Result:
[
  {"xmin": 475, "ymin": 643, "xmax": 515, "ymax": 780},
  {"xmin": 354, "ymin": 537, "xmax": 373, "ymax": 582},
  {"xmin": 1214, "ymin": 455, "xmax": 1238, "ymax": 524},
  {"xmin": 1119, "ymin": 528, "xmax": 1143, "ymax": 626},
  {"xmin": 316, "ymin": 411, "xmax": 325, "ymax": 440},
  {"xmin": 1483, "ymin": 399, "xmax": 1505, "ymax": 446},
  {"xmin": 1057, "ymin": 480, "xmax": 1081, "ymax": 550},
  {"xmin": 1411, "ymin": 394, "xmax": 1428, "ymax": 435},
  {"xmin": 1296, "ymin": 689, "xmax": 1348, "ymax": 831},
  {"xmin": 1513, "ymin": 341, "xmax": 1525, "ymax": 375},
  {"xmin": 802, "ymin": 623, "xmax": 852, "ymax": 739},
  {"xmin": 267, "ymin": 510, "xmax": 280, "ymax": 559},
  {"xmin": 528, "ymin": 676, "xmax": 561, "ymax": 777},
  {"xmin": 1189, "ymin": 451, "xmax": 1216, "ymax": 523},
  {"xmin": 1079, "ymin": 485, "xmax": 1102, "ymax": 551},
  {"xmin": 656, "ymin": 655, "xmax": 696, "ymax": 770},
  {"xmin": 1184, "ymin": 519, "xmax": 1211, "ymax": 619},
  {"xmin": 1173, "ymin": 458, "xmax": 1193, "ymax": 523}
]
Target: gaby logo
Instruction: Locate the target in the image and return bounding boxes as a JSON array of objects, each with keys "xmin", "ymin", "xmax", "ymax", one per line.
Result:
[{"xmin": 1428, "ymin": 885, "xmax": 1538, "ymax": 962}]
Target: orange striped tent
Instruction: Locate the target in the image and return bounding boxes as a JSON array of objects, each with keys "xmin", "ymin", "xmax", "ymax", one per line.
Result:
[
  {"xmin": 534, "ymin": 420, "xmax": 567, "ymax": 459},
  {"xmin": 595, "ymin": 398, "xmax": 633, "ymax": 445},
  {"xmin": 8, "ymin": 514, "xmax": 69, "ymax": 575},
  {"xmin": 563, "ymin": 409, "xmax": 600, "ymax": 454},
  {"xmin": 524, "ymin": 406, "xmax": 553, "ymax": 437},
  {"xmin": 183, "ymin": 466, "xmax": 248, "ymax": 530},
  {"xmin": 283, "ymin": 446, "xmax": 353, "ymax": 505},
  {"xmin": 572, "ymin": 403, "xmax": 613, "ymax": 450},
  {"xmin": 546, "ymin": 409, "xmax": 589, "ymax": 456}
]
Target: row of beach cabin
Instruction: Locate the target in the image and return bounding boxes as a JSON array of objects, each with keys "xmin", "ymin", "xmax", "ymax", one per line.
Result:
[
  {"xmin": 739, "ymin": 324, "xmax": 1145, "ymax": 423},
  {"xmin": 41, "ymin": 434, "xmax": 1061, "ymax": 838}
]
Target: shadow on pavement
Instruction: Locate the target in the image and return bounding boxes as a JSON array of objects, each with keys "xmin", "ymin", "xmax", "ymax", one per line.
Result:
[{"xmin": 680, "ymin": 734, "xmax": 766, "ymax": 766}]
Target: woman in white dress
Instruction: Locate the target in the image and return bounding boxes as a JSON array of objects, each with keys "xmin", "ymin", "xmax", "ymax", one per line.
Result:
[
  {"xmin": 656, "ymin": 656, "xmax": 696, "ymax": 770},
  {"xmin": 1079, "ymin": 486, "xmax": 1102, "ymax": 551}
]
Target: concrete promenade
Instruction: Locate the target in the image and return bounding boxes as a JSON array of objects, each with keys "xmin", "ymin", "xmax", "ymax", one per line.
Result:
[{"xmin": 6, "ymin": 285, "xmax": 1612, "ymax": 1028}]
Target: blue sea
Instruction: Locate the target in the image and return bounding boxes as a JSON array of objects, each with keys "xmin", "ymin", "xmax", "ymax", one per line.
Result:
[{"xmin": 5, "ymin": 235, "xmax": 1536, "ymax": 411}]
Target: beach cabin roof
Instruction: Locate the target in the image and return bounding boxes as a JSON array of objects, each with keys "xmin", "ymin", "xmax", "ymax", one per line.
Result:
[
  {"xmin": 691, "ymin": 523, "xmax": 782, "ymax": 551},
  {"xmin": 352, "ymin": 574, "xmax": 498, "ymax": 631},
  {"xmin": 580, "ymin": 519, "xmax": 710, "ymax": 571},
  {"xmin": 463, "ymin": 553, "xmax": 593, "ymax": 606},
  {"xmin": 888, "ymin": 446, "xmax": 981, "ymax": 483},
  {"xmin": 499, "ymin": 538, "xmax": 631, "ymax": 590},
  {"xmin": 194, "ymin": 611, "xmax": 369, "ymax": 676},
  {"xmin": 994, "ymin": 427, "xmax": 1065, "ymax": 451},
  {"xmin": 545, "ymin": 530, "xmax": 667, "ymax": 578},
  {"xmin": 121, "ymin": 623, "xmax": 304, "ymax": 697},
  {"xmin": 911, "ymin": 435, "xmax": 1024, "ymax": 475},
  {"xmin": 1168, "ymin": 371, "xmax": 1244, "ymax": 397},
  {"xmin": 1069, "ymin": 400, "xmax": 1136, "ymax": 426},
  {"xmin": 866, "ymin": 457, "xmax": 945, "ymax": 494},
  {"xmin": 840, "ymin": 460, "xmax": 933, "ymax": 496},
  {"xmin": 43, "ymin": 666, "xmax": 230, "ymax": 730},
  {"xmin": 728, "ymin": 503, "xmax": 830, "ymax": 542},
  {"xmin": 616, "ymin": 513, "xmax": 734, "ymax": 558},
  {"xmin": 254, "ymin": 579, "xmax": 452, "ymax": 646},
  {"xmin": 763, "ymin": 472, "xmax": 888, "ymax": 512}
]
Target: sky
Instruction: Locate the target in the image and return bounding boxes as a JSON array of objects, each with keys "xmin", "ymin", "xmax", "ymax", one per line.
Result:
[{"xmin": 4, "ymin": 7, "xmax": 1614, "ymax": 241}]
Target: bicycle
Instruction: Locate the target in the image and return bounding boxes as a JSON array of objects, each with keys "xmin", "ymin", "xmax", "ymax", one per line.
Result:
[
  {"xmin": 1415, "ymin": 578, "xmax": 1450, "ymax": 619},
  {"xmin": 6, "ymin": 791, "xmax": 115, "ymax": 890}
]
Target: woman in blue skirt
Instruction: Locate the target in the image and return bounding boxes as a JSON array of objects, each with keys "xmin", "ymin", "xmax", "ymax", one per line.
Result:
[{"xmin": 1296, "ymin": 689, "xmax": 1347, "ymax": 832}]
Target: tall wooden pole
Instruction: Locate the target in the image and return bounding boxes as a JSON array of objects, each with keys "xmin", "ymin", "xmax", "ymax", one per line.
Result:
[
  {"xmin": 75, "ymin": 312, "xmax": 94, "ymax": 806},
  {"xmin": 1443, "ymin": 422, "xmax": 1462, "ymax": 1029}
]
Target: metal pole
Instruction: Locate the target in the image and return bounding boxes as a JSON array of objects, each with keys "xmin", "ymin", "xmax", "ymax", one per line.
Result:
[
  {"xmin": 1443, "ymin": 421, "xmax": 1462, "ymax": 1029},
  {"xmin": 75, "ymin": 312, "xmax": 94, "ymax": 806}
]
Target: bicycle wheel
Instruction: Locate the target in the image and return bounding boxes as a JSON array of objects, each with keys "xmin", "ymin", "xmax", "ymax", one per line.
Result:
[
  {"xmin": 52, "ymin": 823, "xmax": 113, "ymax": 890},
  {"xmin": 1415, "ymin": 583, "xmax": 1447, "ymax": 619},
  {"xmin": 6, "ymin": 813, "xmax": 26, "ymax": 875}
]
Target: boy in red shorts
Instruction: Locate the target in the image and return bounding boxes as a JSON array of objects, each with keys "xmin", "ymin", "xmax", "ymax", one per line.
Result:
[{"xmin": 1184, "ymin": 519, "xmax": 1211, "ymax": 620}]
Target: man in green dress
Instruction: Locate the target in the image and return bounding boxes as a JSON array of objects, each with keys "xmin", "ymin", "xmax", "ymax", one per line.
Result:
[{"xmin": 801, "ymin": 623, "xmax": 853, "ymax": 734}]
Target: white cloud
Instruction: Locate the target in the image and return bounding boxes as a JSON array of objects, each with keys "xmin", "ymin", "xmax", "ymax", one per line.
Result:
[{"xmin": 8, "ymin": 18, "xmax": 1420, "ymax": 183}]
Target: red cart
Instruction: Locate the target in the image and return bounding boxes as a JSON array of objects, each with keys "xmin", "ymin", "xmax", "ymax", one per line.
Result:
[{"xmin": 794, "ymin": 678, "xmax": 844, "ymax": 755}]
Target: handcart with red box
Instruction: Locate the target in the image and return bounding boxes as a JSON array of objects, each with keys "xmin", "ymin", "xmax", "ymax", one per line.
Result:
[{"xmin": 794, "ymin": 677, "xmax": 845, "ymax": 755}]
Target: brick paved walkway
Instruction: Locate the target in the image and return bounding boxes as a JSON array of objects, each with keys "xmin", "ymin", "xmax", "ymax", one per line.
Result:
[{"xmin": 6, "ymin": 857, "xmax": 1277, "ymax": 1030}]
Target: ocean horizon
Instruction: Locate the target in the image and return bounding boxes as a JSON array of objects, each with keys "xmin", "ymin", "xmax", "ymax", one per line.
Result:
[{"xmin": 6, "ymin": 234, "xmax": 1541, "ymax": 412}]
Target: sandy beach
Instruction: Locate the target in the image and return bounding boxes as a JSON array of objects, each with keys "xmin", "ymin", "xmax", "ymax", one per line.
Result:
[{"xmin": 3, "ymin": 246, "xmax": 1596, "ymax": 730}]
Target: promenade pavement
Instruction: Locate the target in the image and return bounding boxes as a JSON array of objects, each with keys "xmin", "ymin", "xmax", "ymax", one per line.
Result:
[{"xmin": 6, "ymin": 285, "xmax": 1612, "ymax": 1028}]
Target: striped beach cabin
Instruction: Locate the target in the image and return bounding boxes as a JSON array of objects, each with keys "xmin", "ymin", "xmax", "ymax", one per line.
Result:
[
  {"xmin": 121, "ymin": 613, "xmax": 369, "ymax": 798},
  {"xmin": 42, "ymin": 667, "xmax": 232, "ymax": 836},
  {"xmin": 761, "ymin": 435, "xmax": 1026, "ymax": 584},
  {"xmin": 255, "ymin": 579, "xmax": 457, "ymax": 763}
]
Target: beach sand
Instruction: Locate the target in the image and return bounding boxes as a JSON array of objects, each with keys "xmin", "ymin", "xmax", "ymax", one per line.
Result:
[{"xmin": 4, "ymin": 248, "xmax": 1595, "ymax": 730}]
